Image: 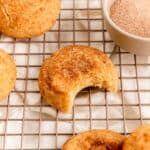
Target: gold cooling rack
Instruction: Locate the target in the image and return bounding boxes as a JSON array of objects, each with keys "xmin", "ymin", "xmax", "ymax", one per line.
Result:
[{"xmin": 0, "ymin": 0, "xmax": 150, "ymax": 149}]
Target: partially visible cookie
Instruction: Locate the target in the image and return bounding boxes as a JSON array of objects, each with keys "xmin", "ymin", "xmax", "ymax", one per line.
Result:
[
  {"xmin": 0, "ymin": 0, "xmax": 60, "ymax": 38},
  {"xmin": 123, "ymin": 124, "xmax": 150, "ymax": 150},
  {"xmin": 38, "ymin": 45, "xmax": 118, "ymax": 112},
  {"xmin": 0, "ymin": 50, "xmax": 16, "ymax": 100},
  {"xmin": 62, "ymin": 129, "xmax": 125, "ymax": 150}
]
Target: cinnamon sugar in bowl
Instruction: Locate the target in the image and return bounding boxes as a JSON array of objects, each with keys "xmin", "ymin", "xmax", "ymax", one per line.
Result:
[{"xmin": 102, "ymin": 0, "xmax": 150, "ymax": 55}]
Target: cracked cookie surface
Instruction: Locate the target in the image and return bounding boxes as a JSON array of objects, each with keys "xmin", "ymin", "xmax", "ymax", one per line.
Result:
[
  {"xmin": 62, "ymin": 129, "xmax": 125, "ymax": 150},
  {"xmin": 123, "ymin": 124, "xmax": 150, "ymax": 150},
  {"xmin": 0, "ymin": 0, "xmax": 60, "ymax": 38},
  {"xmin": 38, "ymin": 45, "xmax": 118, "ymax": 112}
]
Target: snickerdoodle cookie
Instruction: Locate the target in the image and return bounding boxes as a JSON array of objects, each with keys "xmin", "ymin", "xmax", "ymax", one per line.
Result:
[
  {"xmin": 38, "ymin": 45, "xmax": 118, "ymax": 112},
  {"xmin": 0, "ymin": 0, "xmax": 60, "ymax": 38},
  {"xmin": 0, "ymin": 50, "xmax": 16, "ymax": 100},
  {"xmin": 123, "ymin": 124, "xmax": 150, "ymax": 150},
  {"xmin": 62, "ymin": 129, "xmax": 125, "ymax": 150}
]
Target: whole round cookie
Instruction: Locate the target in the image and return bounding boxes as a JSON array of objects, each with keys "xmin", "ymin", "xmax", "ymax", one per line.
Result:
[
  {"xmin": 38, "ymin": 45, "xmax": 118, "ymax": 112},
  {"xmin": 62, "ymin": 129, "xmax": 125, "ymax": 150},
  {"xmin": 0, "ymin": 50, "xmax": 16, "ymax": 100},
  {"xmin": 123, "ymin": 124, "xmax": 150, "ymax": 150},
  {"xmin": 0, "ymin": 0, "xmax": 60, "ymax": 38}
]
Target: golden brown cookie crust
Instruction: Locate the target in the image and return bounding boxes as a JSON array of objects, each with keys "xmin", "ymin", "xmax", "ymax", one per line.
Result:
[
  {"xmin": 38, "ymin": 45, "xmax": 118, "ymax": 112},
  {"xmin": 62, "ymin": 129, "xmax": 125, "ymax": 150},
  {"xmin": 0, "ymin": 50, "xmax": 16, "ymax": 100},
  {"xmin": 0, "ymin": 0, "xmax": 60, "ymax": 38},
  {"xmin": 123, "ymin": 124, "xmax": 150, "ymax": 150}
]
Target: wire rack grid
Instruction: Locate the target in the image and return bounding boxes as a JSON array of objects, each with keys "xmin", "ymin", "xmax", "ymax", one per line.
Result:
[{"xmin": 0, "ymin": 0, "xmax": 150, "ymax": 149}]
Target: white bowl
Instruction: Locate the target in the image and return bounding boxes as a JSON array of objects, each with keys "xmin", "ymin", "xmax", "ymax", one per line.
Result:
[{"xmin": 102, "ymin": 0, "xmax": 150, "ymax": 56}]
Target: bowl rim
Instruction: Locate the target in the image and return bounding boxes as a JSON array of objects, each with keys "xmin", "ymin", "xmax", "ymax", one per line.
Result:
[{"xmin": 102, "ymin": 0, "xmax": 150, "ymax": 42}]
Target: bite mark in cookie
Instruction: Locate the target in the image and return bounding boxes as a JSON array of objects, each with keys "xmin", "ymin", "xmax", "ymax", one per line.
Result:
[{"xmin": 38, "ymin": 45, "xmax": 118, "ymax": 112}]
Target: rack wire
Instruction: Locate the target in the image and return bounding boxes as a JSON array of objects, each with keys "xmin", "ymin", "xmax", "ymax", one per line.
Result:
[{"xmin": 0, "ymin": 0, "xmax": 150, "ymax": 149}]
